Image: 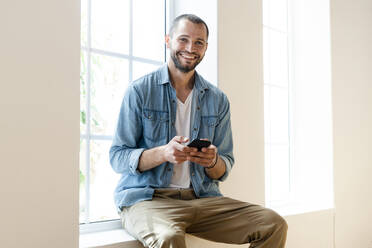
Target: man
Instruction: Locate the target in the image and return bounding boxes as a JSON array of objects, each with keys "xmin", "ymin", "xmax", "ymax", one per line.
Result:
[{"xmin": 110, "ymin": 14, "xmax": 287, "ymax": 248}]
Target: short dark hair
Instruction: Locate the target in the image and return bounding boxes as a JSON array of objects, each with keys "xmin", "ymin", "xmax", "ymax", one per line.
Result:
[{"xmin": 169, "ymin": 14, "xmax": 209, "ymax": 39}]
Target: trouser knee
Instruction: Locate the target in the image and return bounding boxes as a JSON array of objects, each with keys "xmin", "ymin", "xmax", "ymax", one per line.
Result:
[
  {"xmin": 268, "ymin": 210, "xmax": 288, "ymax": 236},
  {"xmin": 154, "ymin": 229, "xmax": 185, "ymax": 248}
]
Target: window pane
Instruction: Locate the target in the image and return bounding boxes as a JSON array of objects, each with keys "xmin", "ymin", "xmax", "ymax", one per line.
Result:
[
  {"xmin": 133, "ymin": 61, "xmax": 160, "ymax": 81},
  {"xmin": 264, "ymin": 85, "xmax": 271, "ymax": 144},
  {"xmin": 267, "ymin": 144, "xmax": 290, "ymax": 202},
  {"xmin": 268, "ymin": 30, "xmax": 288, "ymax": 87},
  {"xmin": 270, "ymin": 86, "xmax": 289, "ymax": 144},
  {"xmin": 89, "ymin": 140, "xmax": 120, "ymax": 222},
  {"xmin": 91, "ymin": 0, "xmax": 130, "ymax": 54},
  {"xmin": 80, "ymin": 51, "xmax": 87, "ymax": 135},
  {"xmin": 263, "ymin": 0, "xmax": 269, "ymax": 27},
  {"xmin": 266, "ymin": 0, "xmax": 287, "ymax": 32},
  {"xmin": 90, "ymin": 54, "xmax": 129, "ymax": 136},
  {"xmin": 81, "ymin": 0, "xmax": 88, "ymax": 47},
  {"xmin": 133, "ymin": 0, "xmax": 165, "ymax": 61},
  {"xmin": 79, "ymin": 139, "xmax": 87, "ymax": 223},
  {"xmin": 263, "ymin": 27, "xmax": 270, "ymax": 84}
]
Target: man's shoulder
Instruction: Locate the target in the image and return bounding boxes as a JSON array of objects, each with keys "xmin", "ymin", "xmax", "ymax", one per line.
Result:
[{"xmin": 197, "ymin": 74, "xmax": 228, "ymax": 100}]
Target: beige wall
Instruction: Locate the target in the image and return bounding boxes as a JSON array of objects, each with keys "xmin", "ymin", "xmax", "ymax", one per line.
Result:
[
  {"xmin": 0, "ymin": 0, "xmax": 80, "ymax": 248},
  {"xmin": 218, "ymin": 0, "xmax": 265, "ymax": 206},
  {"xmin": 331, "ymin": 0, "xmax": 372, "ymax": 247}
]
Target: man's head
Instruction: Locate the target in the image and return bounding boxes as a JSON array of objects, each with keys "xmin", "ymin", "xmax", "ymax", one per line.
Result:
[{"xmin": 166, "ymin": 14, "xmax": 209, "ymax": 73}]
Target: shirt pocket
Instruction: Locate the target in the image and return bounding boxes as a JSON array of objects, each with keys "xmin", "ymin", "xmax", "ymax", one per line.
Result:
[
  {"xmin": 200, "ymin": 115, "xmax": 218, "ymax": 141},
  {"xmin": 142, "ymin": 109, "xmax": 169, "ymax": 142}
]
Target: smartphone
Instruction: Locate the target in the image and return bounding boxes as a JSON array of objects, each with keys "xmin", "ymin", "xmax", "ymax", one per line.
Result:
[{"xmin": 187, "ymin": 139, "xmax": 211, "ymax": 151}]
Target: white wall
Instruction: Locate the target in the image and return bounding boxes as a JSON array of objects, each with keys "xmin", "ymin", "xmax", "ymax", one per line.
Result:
[
  {"xmin": 0, "ymin": 0, "xmax": 80, "ymax": 248},
  {"xmin": 331, "ymin": 0, "xmax": 372, "ymax": 247}
]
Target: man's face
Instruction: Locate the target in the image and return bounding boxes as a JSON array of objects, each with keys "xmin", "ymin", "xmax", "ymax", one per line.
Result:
[{"xmin": 166, "ymin": 19, "xmax": 208, "ymax": 73}]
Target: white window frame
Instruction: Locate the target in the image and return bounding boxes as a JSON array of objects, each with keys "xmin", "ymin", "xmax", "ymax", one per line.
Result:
[{"xmin": 80, "ymin": 0, "xmax": 169, "ymax": 233}]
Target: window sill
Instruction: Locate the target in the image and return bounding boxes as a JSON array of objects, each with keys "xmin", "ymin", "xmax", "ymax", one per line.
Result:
[
  {"xmin": 268, "ymin": 200, "xmax": 334, "ymax": 217},
  {"xmin": 79, "ymin": 229, "xmax": 143, "ymax": 248}
]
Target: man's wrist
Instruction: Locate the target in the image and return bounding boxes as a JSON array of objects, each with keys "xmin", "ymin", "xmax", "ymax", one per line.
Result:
[
  {"xmin": 159, "ymin": 145, "xmax": 167, "ymax": 163},
  {"xmin": 206, "ymin": 155, "xmax": 218, "ymax": 169}
]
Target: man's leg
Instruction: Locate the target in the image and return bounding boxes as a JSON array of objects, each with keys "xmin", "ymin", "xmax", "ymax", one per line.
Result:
[
  {"xmin": 120, "ymin": 192, "xmax": 195, "ymax": 248},
  {"xmin": 186, "ymin": 197, "xmax": 288, "ymax": 248}
]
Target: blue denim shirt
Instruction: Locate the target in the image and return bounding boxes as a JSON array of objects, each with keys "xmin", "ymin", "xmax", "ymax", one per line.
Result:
[{"xmin": 109, "ymin": 64, "xmax": 234, "ymax": 209}]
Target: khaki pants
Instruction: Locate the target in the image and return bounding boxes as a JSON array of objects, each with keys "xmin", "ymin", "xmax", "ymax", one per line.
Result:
[{"xmin": 121, "ymin": 189, "xmax": 287, "ymax": 248}]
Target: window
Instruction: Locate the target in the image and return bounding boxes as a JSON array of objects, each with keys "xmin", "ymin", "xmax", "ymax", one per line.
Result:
[
  {"xmin": 80, "ymin": 0, "xmax": 218, "ymax": 233},
  {"xmin": 263, "ymin": 0, "xmax": 291, "ymax": 206},
  {"xmin": 263, "ymin": 0, "xmax": 334, "ymax": 214},
  {"xmin": 80, "ymin": 0, "xmax": 167, "ymax": 229},
  {"xmin": 80, "ymin": 0, "xmax": 219, "ymax": 234}
]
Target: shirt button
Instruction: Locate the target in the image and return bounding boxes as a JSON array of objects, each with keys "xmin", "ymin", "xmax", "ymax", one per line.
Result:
[
  {"xmin": 167, "ymin": 168, "xmax": 171, "ymax": 171},
  {"xmin": 192, "ymin": 173, "xmax": 195, "ymax": 176},
  {"xmin": 200, "ymin": 90, "xmax": 204, "ymax": 94},
  {"xmin": 172, "ymin": 99, "xmax": 176, "ymax": 103},
  {"xmin": 193, "ymin": 128, "xmax": 197, "ymax": 131},
  {"xmin": 197, "ymin": 106, "xmax": 200, "ymax": 110}
]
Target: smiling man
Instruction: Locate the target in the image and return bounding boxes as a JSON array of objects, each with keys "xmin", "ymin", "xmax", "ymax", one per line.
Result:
[{"xmin": 110, "ymin": 14, "xmax": 287, "ymax": 248}]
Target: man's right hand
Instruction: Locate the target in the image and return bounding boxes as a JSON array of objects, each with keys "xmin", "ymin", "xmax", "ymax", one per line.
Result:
[
  {"xmin": 162, "ymin": 136, "xmax": 194, "ymax": 164},
  {"xmin": 138, "ymin": 136, "xmax": 196, "ymax": 172}
]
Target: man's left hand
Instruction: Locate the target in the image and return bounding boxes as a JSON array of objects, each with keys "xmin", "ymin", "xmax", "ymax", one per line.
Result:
[{"xmin": 187, "ymin": 144, "xmax": 217, "ymax": 168}]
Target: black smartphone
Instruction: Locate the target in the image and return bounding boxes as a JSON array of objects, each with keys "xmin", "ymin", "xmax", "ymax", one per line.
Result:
[{"xmin": 187, "ymin": 139, "xmax": 211, "ymax": 151}]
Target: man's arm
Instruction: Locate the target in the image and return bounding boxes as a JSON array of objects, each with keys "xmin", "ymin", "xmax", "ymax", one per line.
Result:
[
  {"xmin": 205, "ymin": 154, "xmax": 226, "ymax": 179},
  {"xmin": 138, "ymin": 136, "xmax": 193, "ymax": 172}
]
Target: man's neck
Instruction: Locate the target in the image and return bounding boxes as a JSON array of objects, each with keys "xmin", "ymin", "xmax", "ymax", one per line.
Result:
[
  {"xmin": 167, "ymin": 62, "xmax": 195, "ymax": 103},
  {"xmin": 167, "ymin": 62, "xmax": 195, "ymax": 91}
]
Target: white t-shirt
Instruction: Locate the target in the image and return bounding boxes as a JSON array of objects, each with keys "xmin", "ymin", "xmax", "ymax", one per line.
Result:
[{"xmin": 169, "ymin": 89, "xmax": 193, "ymax": 188}]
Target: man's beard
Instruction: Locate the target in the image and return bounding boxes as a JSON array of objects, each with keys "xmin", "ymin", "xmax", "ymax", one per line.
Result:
[{"xmin": 171, "ymin": 51, "xmax": 202, "ymax": 73}]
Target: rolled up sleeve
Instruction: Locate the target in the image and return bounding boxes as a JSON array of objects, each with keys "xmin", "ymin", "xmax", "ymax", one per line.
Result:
[
  {"xmin": 213, "ymin": 94, "xmax": 234, "ymax": 182},
  {"xmin": 109, "ymin": 85, "xmax": 144, "ymax": 176}
]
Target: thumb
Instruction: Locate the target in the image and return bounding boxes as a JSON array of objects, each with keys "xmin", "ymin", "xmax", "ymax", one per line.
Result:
[{"xmin": 173, "ymin": 136, "xmax": 189, "ymax": 144}]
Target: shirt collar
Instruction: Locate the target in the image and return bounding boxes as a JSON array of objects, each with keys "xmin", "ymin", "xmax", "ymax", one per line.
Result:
[{"xmin": 157, "ymin": 64, "xmax": 209, "ymax": 91}]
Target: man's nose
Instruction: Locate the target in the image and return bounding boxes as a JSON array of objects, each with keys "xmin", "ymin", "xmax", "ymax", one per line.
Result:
[{"xmin": 185, "ymin": 42, "xmax": 196, "ymax": 53}]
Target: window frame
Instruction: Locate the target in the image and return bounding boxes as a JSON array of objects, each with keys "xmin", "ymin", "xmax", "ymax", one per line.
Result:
[{"xmin": 80, "ymin": 0, "xmax": 168, "ymax": 232}]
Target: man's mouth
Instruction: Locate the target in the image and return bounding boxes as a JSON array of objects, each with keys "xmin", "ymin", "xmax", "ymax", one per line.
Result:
[{"xmin": 178, "ymin": 52, "xmax": 198, "ymax": 60}]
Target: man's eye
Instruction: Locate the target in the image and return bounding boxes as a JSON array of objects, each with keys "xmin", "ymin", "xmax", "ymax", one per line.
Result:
[
  {"xmin": 195, "ymin": 41, "xmax": 204, "ymax": 46},
  {"xmin": 179, "ymin": 38, "xmax": 187, "ymax": 42}
]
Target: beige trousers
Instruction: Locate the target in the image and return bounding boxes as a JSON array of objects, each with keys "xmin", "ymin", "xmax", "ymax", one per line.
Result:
[{"xmin": 121, "ymin": 189, "xmax": 287, "ymax": 248}]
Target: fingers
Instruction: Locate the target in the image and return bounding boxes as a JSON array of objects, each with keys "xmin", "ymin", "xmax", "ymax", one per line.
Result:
[
  {"xmin": 172, "ymin": 155, "xmax": 188, "ymax": 164},
  {"xmin": 187, "ymin": 144, "xmax": 217, "ymax": 166},
  {"xmin": 172, "ymin": 136, "xmax": 189, "ymax": 144},
  {"xmin": 187, "ymin": 156, "xmax": 213, "ymax": 166}
]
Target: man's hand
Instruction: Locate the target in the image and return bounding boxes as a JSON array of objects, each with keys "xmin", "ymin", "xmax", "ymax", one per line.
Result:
[
  {"xmin": 187, "ymin": 144, "xmax": 218, "ymax": 168},
  {"xmin": 163, "ymin": 136, "xmax": 193, "ymax": 164},
  {"xmin": 187, "ymin": 141, "xmax": 226, "ymax": 179}
]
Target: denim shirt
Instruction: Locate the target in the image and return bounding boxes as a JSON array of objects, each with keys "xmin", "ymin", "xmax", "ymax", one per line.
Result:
[{"xmin": 109, "ymin": 64, "xmax": 234, "ymax": 210}]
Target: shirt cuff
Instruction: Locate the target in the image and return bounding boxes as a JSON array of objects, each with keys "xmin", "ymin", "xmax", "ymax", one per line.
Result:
[
  {"xmin": 129, "ymin": 148, "xmax": 146, "ymax": 175},
  {"xmin": 217, "ymin": 155, "xmax": 232, "ymax": 181}
]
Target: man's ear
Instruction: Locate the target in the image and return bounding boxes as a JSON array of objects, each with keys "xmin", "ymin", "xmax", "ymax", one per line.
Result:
[{"xmin": 165, "ymin": 35, "xmax": 171, "ymax": 48}]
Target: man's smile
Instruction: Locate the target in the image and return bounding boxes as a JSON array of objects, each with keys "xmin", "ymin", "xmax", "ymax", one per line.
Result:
[{"xmin": 178, "ymin": 52, "xmax": 199, "ymax": 61}]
